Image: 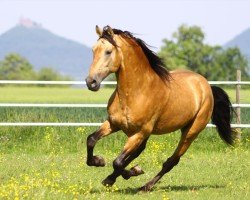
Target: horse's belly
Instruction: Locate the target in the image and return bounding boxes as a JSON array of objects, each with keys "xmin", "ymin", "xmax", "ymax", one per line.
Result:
[
  {"xmin": 153, "ymin": 115, "xmax": 192, "ymax": 134},
  {"xmin": 152, "ymin": 102, "xmax": 198, "ymax": 134}
]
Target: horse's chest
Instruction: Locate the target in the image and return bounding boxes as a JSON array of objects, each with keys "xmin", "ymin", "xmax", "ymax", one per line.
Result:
[
  {"xmin": 108, "ymin": 104, "xmax": 140, "ymax": 134},
  {"xmin": 108, "ymin": 106, "xmax": 128, "ymax": 129},
  {"xmin": 107, "ymin": 92, "xmax": 150, "ymax": 134}
]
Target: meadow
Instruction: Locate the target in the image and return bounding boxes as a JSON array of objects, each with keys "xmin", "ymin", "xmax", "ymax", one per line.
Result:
[{"xmin": 0, "ymin": 86, "xmax": 249, "ymax": 200}]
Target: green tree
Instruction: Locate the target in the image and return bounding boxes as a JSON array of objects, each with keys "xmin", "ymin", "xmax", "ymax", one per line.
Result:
[
  {"xmin": 37, "ymin": 67, "xmax": 67, "ymax": 81},
  {"xmin": 36, "ymin": 67, "xmax": 71, "ymax": 87},
  {"xmin": 0, "ymin": 53, "xmax": 71, "ymax": 82},
  {"xmin": 0, "ymin": 53, "xmax": 36, "ymax": 80},
  {"xmin": 214, "ymin": 47, "xmax": 249, "ymax": 80},
  {"xmin": 159, "ymin": 24, "xmax": 249, "ymax": 80}
]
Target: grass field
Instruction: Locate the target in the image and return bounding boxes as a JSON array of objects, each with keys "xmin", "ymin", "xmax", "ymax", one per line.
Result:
[
  {"xmin": 0, "ymin": 86, "xmax": 249, "ymax": 199},
  {"xmin": 0, "ymin": 86, "xmax": 249, "ymax": 103}
]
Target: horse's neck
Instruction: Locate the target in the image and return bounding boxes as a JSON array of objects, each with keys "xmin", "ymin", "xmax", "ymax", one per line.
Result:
[{"xmin": 115, "ymin": 47, "xmax": 158, "ymax": 101}]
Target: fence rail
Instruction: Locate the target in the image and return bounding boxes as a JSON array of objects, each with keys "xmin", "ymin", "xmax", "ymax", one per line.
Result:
[
  {"xmin": 0, "ymin": 122, "xmax": 249, "ymax": 128},
  {"xmin": 0, "ymin": 80, "xmax": 249, "ymax": 128},
  {"xmin": 0, "ymin": 80, "xmax": 116, "ymax": 85},
  {"xmin": 0, "ymin": 103, "xmax": 249, "ymax": 108},
  {"xmin": 0, "ymin": 103, "xmax": 107, "ymax": 108},
  {"xmin": 0, "ymin": 80, "xmax": 250, "ymax": 85}
]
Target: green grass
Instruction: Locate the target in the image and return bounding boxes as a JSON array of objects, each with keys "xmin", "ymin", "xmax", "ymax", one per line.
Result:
[
  {"xmin": 0, "ymin": 86, "xmax": 113, "ymax": 103},
  {"xmin": 0, "ymin": 86, "xmax": 249, "ymax": 103},
  {"xmin": 0, "ymin": 86, "xmax": 249, "ymax": 124},
  {"xmin": 0, "ymin": 129, "xmax": 249, "ymax": 199},
  {"xmin": 225, "ymin": 87, "xmax": 250, "ymax": 103},
  {"xmin": 0, "ymin": 86, "xmax": 249, "ymax": 199}
]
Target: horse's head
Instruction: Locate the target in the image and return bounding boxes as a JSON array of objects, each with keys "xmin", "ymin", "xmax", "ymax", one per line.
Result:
[{"xmin": 85, "ymin": 25, "xmax": 122, "ymax": 91}]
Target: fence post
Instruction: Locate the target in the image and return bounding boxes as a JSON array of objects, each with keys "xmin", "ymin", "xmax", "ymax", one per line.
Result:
[{"xmin": 235, "ymin": 69, "xmax": 241, "ymax": 141}]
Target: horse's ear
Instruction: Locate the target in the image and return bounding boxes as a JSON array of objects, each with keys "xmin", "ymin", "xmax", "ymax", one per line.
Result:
[
  {"xmin": 106, "ymin": 25, "xmax": 114, "ymax": 37},
  {"xmin": 96, "ymin": 25, "xmax": 102, "ymax": 37}
]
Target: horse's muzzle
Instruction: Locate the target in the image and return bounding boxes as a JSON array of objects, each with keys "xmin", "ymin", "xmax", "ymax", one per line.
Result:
[{"xmin": 85, "ymin": 76, "xmax": 101, "ymax": 91}]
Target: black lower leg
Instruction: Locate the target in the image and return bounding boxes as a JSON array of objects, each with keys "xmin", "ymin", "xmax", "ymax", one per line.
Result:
[
  {"xmin": 86, "ymin": 131, "xmax": 105, "ymax": 167},
  {"xmin": 102, "ymin": 138, "xmax": 148, "ymax": 185},
  {"xmin": 121, "ymin": 139, "xmax": 148, "ymax": 179},
  {"xmin": 102, "ymin": 153, "xmax": 126, "ymax": 186},
  {"xmin": 139, "ymin": 156, "xmax": 180, "ymax": 191},
  {"xmin": 112, "ymin": 138, "xmax": 148, "ymax": 181},
  {"xmin": 162, "ymin": 157, "xmax": 180, "ymax": 173},
  {"xmin": 139, "ymin": 127, "xmax": 198, "ymax": 192}
]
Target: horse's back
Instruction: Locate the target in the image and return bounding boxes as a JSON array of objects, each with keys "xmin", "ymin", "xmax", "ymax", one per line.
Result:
[{"xmin": 154, "ymin": 69, "xmax": 213, "ymax": 134}]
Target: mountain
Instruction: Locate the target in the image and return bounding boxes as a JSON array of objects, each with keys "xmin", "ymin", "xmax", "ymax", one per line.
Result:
[
  {"xmin": 224, "ymin": 28, "xmax": 250, "ymax": 60},
  {"xmin": 0, "ymin": 21, "xmax": 92, "ymax": 80}
]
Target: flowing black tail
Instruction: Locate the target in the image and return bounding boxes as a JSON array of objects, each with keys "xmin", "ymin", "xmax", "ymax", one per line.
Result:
[{"xmin": 211, "ymin": 86, "xmax": 235, "ymax": 145}]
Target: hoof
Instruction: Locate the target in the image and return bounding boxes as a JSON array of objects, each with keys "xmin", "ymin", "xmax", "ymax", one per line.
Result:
[
  {"xmin": 130, "ymin": 165, "xmax": 144, "ymax": 176},
  {"xmin": 138, "ymin": 184, "xmax": 153, "ymax": 192},
  {"xmin": 102, "ymin": 176, "xmax": 116, "ymax": 187},
  {"xmin": 87, "ymin": 155, "xmax": 105, "ymax": 167},
  {"xmin": 122, "ymin": 165, "xmax": 145, "ymax": 180}
]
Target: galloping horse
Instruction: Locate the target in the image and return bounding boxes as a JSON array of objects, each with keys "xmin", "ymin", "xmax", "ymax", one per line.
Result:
[{"xmin": 85, "ymin": 25, "xmax": 234, "ymax": 191}]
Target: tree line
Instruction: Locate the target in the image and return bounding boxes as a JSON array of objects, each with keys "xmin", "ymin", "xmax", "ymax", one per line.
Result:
[
  {"xmin": 0, "ymin": 53, "xmax": 70, "ymax": 81},
  {"xmin": 158, "ymin": 25, "xmax": 249, "ymax": 81}
]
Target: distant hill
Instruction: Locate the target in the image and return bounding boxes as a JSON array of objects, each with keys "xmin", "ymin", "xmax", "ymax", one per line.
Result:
[
  {"xmin": 224, "ymin": 28, "xmax": 250, "ymax": 60},
  {"xmin": 0, "ymin": 22, "xmax": 92, "ymax": 80}
]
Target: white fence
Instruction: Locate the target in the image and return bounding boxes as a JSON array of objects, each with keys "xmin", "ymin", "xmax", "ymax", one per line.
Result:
[{"xmin": 0, "ymin": 80, "xmax": 250, "ymax": 128}]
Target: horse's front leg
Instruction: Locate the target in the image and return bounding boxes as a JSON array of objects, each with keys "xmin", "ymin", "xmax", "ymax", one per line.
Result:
[
  {"xmin": 102, "ymin": 133, "xmax": 148, "ymax": 186},
  {"xmin": 87, "ymin": 120, "xmax": 118, "ymax": 167}
]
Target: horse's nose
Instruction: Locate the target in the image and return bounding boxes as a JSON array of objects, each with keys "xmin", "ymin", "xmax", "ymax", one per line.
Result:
[
  {"xmin": 86, "ymin": 76, "xmax": 97, "ymax": 86},
  {"xmin": 85, "ymin": 76, "xmax": 100, "ymax": 91}
]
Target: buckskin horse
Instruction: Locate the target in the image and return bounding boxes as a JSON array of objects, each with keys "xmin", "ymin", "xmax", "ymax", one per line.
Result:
[{"xmin": 85, "ymin": 25, "xmax": 234, "ymax": 191}]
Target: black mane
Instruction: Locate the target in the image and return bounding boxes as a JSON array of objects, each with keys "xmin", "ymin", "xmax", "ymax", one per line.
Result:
[{"xmin": 100, "ymin": 26, "xmax": 170, "ymax": 81}]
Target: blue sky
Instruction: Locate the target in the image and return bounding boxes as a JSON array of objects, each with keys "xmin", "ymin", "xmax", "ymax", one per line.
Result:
[{"xmin": 0, "ymin": 0, "xmax": 250, "ymax": 50}]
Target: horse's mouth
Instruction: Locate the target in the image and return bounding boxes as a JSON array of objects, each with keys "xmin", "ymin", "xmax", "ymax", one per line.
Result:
[{"xmin": 87, "ymin": 83, "xmax": 100, "ymax": 91}]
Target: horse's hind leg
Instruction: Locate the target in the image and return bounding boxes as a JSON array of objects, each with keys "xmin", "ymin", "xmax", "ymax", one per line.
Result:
[
  {"xmin": 86, "ymin": 120, "xmax": 118, "ymax": 167},
  {"xmin": 139, "ymin": 120, "xmax": 207, "ymax": 192}
]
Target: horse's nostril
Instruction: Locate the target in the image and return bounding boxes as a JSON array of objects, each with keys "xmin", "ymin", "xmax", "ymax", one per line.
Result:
[
  {"xmin": 90, "ymin": 79, "xmax": 98, "ymax": 88},
  {"xmin": 86, "ymin": 77, "xmax": 96, "ymax": 85},
  {"xmin": 86, "ymin": 76, "xmax": 100, "ymax": 91}
]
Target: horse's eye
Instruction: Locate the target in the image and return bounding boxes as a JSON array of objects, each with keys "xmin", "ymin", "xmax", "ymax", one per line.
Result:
[{"xmin": 105, "ymin": 50, "xmax": 112, "ymax": 55}]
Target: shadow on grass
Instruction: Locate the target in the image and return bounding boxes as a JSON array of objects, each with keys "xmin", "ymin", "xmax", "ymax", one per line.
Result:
[
  {"xmin": 88, "ymin": 184, "xmax": 225, "ymax": 195},
  {"xmin": 89, "ymin": 187, "xmax": 138, "ymax": 195},
  {"xmin": 158, "ymin": 184, "xmax": 225, "ymax": 192}
]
